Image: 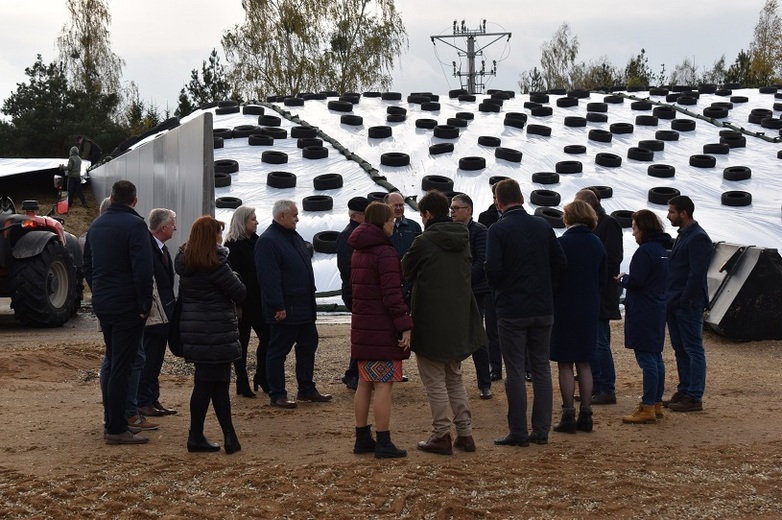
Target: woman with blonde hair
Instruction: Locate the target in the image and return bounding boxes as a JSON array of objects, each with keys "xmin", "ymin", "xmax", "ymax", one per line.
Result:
[
  {"xmin": 348, "ymin": 202, "xmax": 413, "ymax": 458},
  {"xmin": 225, "ymin": 206, "xmax": 270, "ymax": 398},
  {"xmin": 175, "ymin": 216, "xmax": 246, "ymax": 453}
]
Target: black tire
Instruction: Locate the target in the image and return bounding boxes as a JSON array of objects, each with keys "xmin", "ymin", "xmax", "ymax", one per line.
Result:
[
  {"xmin": 532, "ymin": 172, "xmax": 559, "ymax": 185},
  {"xmin": 534, "ymin": 207, "xmax": 565, "ymax": 228},
  {"xmin": 648, "ymin": 164, "xmax": 676, "ymax": 178},
  {"xmin": 648, "ymin": 186, "xmax": 681, "ymax": 205},
  {"xmin": 759, "ymin": 86, "xmax": 779, "ymax": 94},
  {"xmin": 368, "ymin": 126, "xmax": 392, "ymax": 138},
  {"xmin": 596, "ymin": 152, "xmax": 622, "ymax": 167},
  {"xmin": 218, "ymin": 100, "xmax": 238, "ymax": 107},
  {"xmin": 386, "ymin": 113, "xmax": 407, "ymax": 123},
  {"xmin": 567, "ymin": 88, "xmax": 589, "ymax": 99},
  {"xmin": 446, "ymin": 117, "xmax": 468, "ymax": 128},
  {"xmin": 531, "ymin": 106, "xmax": 553, "ymax": 116},
  {"xmin": 341, "ymin": 114, "xmax": 363, "ymax": 126},
  {"xmin": 530, "ymin": 189, "xmax": 561, "ymax": 206},
  {"xmin": 639, "ymin": 139, "xmax": 664, "ymax": 152},
  {"xmin": 429, "ymin": 143, "xmax": 454, "ymax": 155},
  {"xmin": 505, "ymin": 112, "xmax": 527, "ymax": 122},
  {"xmin": 677, "ymin": 96, "xmax": 698, "ymax": 106},
  {"xmin": 556, "ymin": 160, "xmax": 583, "ymax": 174},
  {"xmin": 458, "ymin": 94, "xmax": 476, "ymax": 102},
  {"xmin": 589, "ymin": 129, "xmax": 613, "ymax": 143},
  {"xmin": 604, "ymin": 95, "xmax": 624, "ymax": 104},
  {"xmin": 459, "ymin": 156, "xmax": 486, "ymax": 171},
  {"xmin": 327, "ymin": 100, "xmax": 353, "ymax": 112},
  {"xmin": 387, "ymin": 106, "xmax": 407, "ymax": 116},
  {"xmin": 703, "ymin": 106, "xmax": 729, "ymax": 119},
  {"xmin": 527, "ymin": 124, "xmax": 552, "ymax": 136},
  {"xmin": 213, "ymin": 128, "xmax": 233, "ymax": 139},
  {"xmin": 216, "ymin": 105, "xmax": 240, "ymax": 115},
  {"xmin": 721, "ymin": 191, "xmax": 752, "ymax": 207},
  {"xmin": 586, "ymin": 102, "xmax": 607, "ymax": 112},
  {"xmin": 303, "ymin": 146, "xmax": 328, "ymax": 160},
  {"xmin": 434, "ymin": 125, "xmax": 459, "ymax": 139},
  {"xmin": 479, "ymin": 102, "xmax": 500, "ymax": 113},
  {"xmin": 495, "ymin": 147, "xmax": 523, "ymax": 162},
  {"xmin": 587, "ymin": 185, "xmax": 613, "ymax": 199},
  {"xmin": 586, "ymin": 112, "xmax": 608, "ymax": 122},
  {"xmin": 761, "ymin": 117, "xmax": 782, "ymax": 129},
  {"xmin": 216, "ymin": 196, "xmax": 242, "ymax": 209},
  {"xmin": 213, "ymin": 137, "xmax": 224, "ymax": 149},
  {"xmin": 312, "ymin": 231, "xmax": 340, "ymax": 254},
  {"xmin": 367, "ymin": 192, "xmax": 388, "ymax": 202},
  {"xmin": 248, "ymin": 134, "xmax": 274, "ymax": 146},
  {"xmin": 653, "ymin": 106, "xmax": 677, "ymax": 119},
  {"xmin": 262, "ymin": 151, "xmax": 288, "ymax": 164},
  {"xmin": 297, "ymin": 138, "xmax": 323, "ymax": 149},
  {"xmin": 671, "ymin": 119, "xmax": 696, "ymax": 131},
  {"xmin": 381, "ymin": 92, "xmax": 402, "ymax": 101},
  {"xmin": 628, "ymin": 147, "xmax": 654, "ymax": 161},
  {"xmin": 214, "ymin": 159, "xmax": 239, "ymax": 174},
  {"xmin": 504, "ymin": 116, "xmax": 527, "ymax": 129},
  {"xmin": 267, "ymin": 171, "xmax": 297, "ymax": 189},
  {"xmin": 313, "ymin": 173, "xmax": 343, "ymax": 190},
  {"xmin": 478, "ymin": 136, "xmax": 501, "ymax": 147},
  {"xmin": 610, "ymin": 210, "xmax": 634, "ymax": 228},
  {"xmin": 449, "ymin": 89, "xmax": 468, "ymax": 98},
  {"xmin": 649, "ymin": 88, "xmax": 670, "ymax": 96},
  {"xmin": 631, "ymin": 101, "xmax": 652, "ymax": 111},
  {"xmin": 260, "ymin": 127, "xmax": 288, "ymax": 140},
  {"xmin": 556, "ymin": 97, "xmax": 578, "ymax": 108},
  {"xmin": 723, "ymin": 166, "xmax": 751, "ymax": 181},
  {"xmin": 635, "ymin": 115, "xmax": 659, "ymax": 126},
  {"xmin": 730, "ymin": 96, "xmax": 749, "ymax": 103},
  {"xmin": 422, "ymin": 175, "xmax": 454, "ymax": 192},
  {"xmin": 381, "ymin": 152, "xmax": 410, "ymax": 167},
  {"xmin": 456, "ymin": 112, "xmax": 475, "ymax": 121},
  {"xmin": 720, "ymin": 135, "xmax": 746, "ymax": 148},
  {"xmin": 529, "ymin": 93, "xmax": 550, "ymax": 103},
  {"xmin": 778, "ymin": 150, "xmax": 782, "ymax": 159},
  {"xmin": 564, "ymin": 145, "xmax": 586, "ymax": 154},
  {"xmin": 564, "ymin": 116, "xmax": 587, "ymax": 127},
  {"xmin": 302, "ymin": 195, "xmax": 334, "ymax": 212},
  {"xmin": 243, "ymin": 105, "xmax": 264, "ymax": 115},
  {"xmin": 655, "ymin": 130, "xmax": 680, "ymax": 141},
  {"xmin": 284, "ymin": 97, "xmax": 304, "ymax": 107},
  {"xmin": 10, "ymin": 240, "xmax": 78, "ymax": 327},
  {"xmin": 610, "ymin": 122, "xmax": 634, "ymax": 134},
  {"xmin": 703, "ymin": 143, "xmax": 730, "ymax": 155},
  {"xmin": 232, "ymin": 125, "xmax": 261, "ymax": 138},
  {"xmin": 416, "ymin": 118, "xmax": 438, "ymax": 129},
  {"xmin": 291, "ymin": 126, "xmax": 318, "ymax": 138},
  {"xmin": 259, "ymin": 115, "xmax": 282, "ymax": 126},
  {"xmin": 215, "ymin": 172, "xmax": 231, "ymax": 188},
  {"xmin": 689, "ymin": 154, "xmax": 716, "ymax": 168}
]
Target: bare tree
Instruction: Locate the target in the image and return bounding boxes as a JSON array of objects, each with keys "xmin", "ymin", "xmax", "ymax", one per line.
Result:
[
  {"xmin": 539, "ymin": 22, "xmax": 579, "ymax": 90},
  {"xmin": 669, "ymin": 57, "xmax": 699, "ymax": 86}
]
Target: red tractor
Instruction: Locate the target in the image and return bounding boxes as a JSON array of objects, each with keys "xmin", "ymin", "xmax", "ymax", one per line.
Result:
[{"xmin": 0, "ymin": 197, "xmax": 82, "ymax": 326}]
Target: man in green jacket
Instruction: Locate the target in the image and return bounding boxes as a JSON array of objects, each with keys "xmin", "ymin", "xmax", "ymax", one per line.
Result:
[
  {"xmin": 60, "ymin": 146, "xmax": 87, "ymax": 208},
  {"xmin": 402, "ymin": 191, "xmax": 487, "ymax": 455}
]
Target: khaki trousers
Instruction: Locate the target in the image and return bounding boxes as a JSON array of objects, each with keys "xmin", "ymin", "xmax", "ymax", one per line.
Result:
[{"xmin": 415, "ymin": 353, "xmax": 472, "ymax": 438}]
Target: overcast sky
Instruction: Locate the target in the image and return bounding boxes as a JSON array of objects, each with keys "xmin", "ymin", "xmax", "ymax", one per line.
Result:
[{"xmin": 0, "ymin": 0, "xmax": 770, "ymax": 113}]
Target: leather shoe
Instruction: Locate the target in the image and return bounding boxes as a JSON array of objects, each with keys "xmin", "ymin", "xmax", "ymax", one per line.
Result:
[
  {"xmin": 417, "ymin": 433, "xmax": 453, "ymax": 455},
  {"xmin": 154, "ymin": 401, "xmax": 178, "ymax": 415},
  {"xmin": 105, "ymin": 431, "xmax": 148, "ymax": 445},
  {"xmin": 494, "ymin": 434, "xmax": 530, "ymax": 447},
  {"xmin": 138, "ymin": 404, "xmax": 165, "ymax": 417},
  {"xmin": 297, "ymin": 391, "xmax": 333, "ymax": 403},
  {"xmin": 479, "ymin": 387, "xmax": 493, "ymax": 400},
  {"xmin": 270, "ymin": 398, "xmax": 297, "ymax": 409},
  {"xmin": 490, "ymin": 372, "xmax": 502, "ymax": 382},
  {"xmin": 453, "ymin": 435, "xmax": 476, "ymax": 452},
  {"xmin": 528, "ymin": 432, "xmax": 548, "ymax": 445}
]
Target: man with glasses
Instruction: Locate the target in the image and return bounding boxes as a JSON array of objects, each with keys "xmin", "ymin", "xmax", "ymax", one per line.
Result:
[
  {"xmin": 450, "ymin": 194, "xmax": 493, "ymax": 400},
  {"xmin": 384, "ymin": 192, "xmax": 421, "ymax": 258}
]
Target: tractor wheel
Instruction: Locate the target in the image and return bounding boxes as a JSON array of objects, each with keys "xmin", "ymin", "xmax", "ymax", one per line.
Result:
[{"xmin": 10, "ymin": 240, "xmax": 78, "ymax": 327}]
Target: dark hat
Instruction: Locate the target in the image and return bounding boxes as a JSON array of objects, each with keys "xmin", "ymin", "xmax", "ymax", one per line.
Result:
[{"xmin": 348, "ymin": 196, "xmax": 369, "ymax": 212}]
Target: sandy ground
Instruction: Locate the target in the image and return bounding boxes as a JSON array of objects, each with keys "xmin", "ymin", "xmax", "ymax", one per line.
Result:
[
  {"xmin": 2, "ymin": 179, "xmax": 782, "ymax": 518},
  {"xmin": 1, "ymin": 304, "xmax": 782, "ymax": 519}
]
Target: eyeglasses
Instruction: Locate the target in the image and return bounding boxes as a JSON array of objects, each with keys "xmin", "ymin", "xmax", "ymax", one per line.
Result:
[{"xmin": 450, "ymin": 206, "xmax": 468, "ymax": 211}]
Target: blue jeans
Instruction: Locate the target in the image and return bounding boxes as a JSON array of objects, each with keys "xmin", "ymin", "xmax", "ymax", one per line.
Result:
[
  {"xmin": 266, "ymin": 322, "xmax": 318, "ymax": 401},
  {"xmin": 667, "ymin": 306, "xmax": 707, "ymax": 400},
  {"xmin": 591, "ymin": 320, "xmax": 616, "ymax": 395},
  {"xmin": 497, "ymin": 315, "xmax": 554, "ymax": 440},
  {"xmin": 634, "ymin": 350, "xmax": 665, "ymax": 405}
]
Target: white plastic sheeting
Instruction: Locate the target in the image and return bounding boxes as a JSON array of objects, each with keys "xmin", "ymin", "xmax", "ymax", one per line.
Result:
[
  {"xmin": 204, "ymin": 89, "xmax": 782, "ymax": 305},
  {"xmin": 0, "ymin": 158, "xmax": 91, "ymax": 179}
]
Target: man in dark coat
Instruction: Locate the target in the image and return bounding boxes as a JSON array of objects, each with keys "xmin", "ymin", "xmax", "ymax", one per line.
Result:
[
  {"xmin": 665, "ymin": 195, "xmax": 713, "ymax": 413},
  {"xmin": 450, "ymin": 193, "xmax": 492, "ymax": 399},
  {"xmin": 255, "ymin": 200, "xmax": 332, "ymax": 409},
  {"xmin": 485, "ymin": 180, "xmax": 567, "ymax": 447},
  {"xmin": 77, "ymin": 135, "xmax": 102, "ymax": 165},
  {"xmin": 385, "ymin": 192, "xmax": 421, "ymax": 258},
  {"xmin": 477, "ymin": 183, "xmax": 503, "ymax": 381},
  {"xmin": 137, "ymin": 208, "xmax": 178, "ymax": 417},
  {"xmin": 402, "ymin": 191, "xmax": 486, "ymax": 455},
  {"xmin": 575, "ymin": 188, "xmax": 623, "ymax": 404},
  {"xmin": 84, "ymin": 180, "xmax": 153, "ymax": 445},
  {"xmin": 337, "ymin": 196, "xmax": 368, "ymax": 390}
]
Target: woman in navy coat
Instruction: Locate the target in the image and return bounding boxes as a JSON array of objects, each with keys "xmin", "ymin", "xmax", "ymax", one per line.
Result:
[
  {"xmin": 618, "ymin": 210, "xmax": 672, "ymax": 424},
  {"xmin": 550, "ymin": 201, "xmax": 606, "ymax": 434}
]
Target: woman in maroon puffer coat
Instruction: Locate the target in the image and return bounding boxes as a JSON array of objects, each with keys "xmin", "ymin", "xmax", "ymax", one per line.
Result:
[{"xmin": 348, "ymin": 202, "xmax": 413, "ymax": 459}]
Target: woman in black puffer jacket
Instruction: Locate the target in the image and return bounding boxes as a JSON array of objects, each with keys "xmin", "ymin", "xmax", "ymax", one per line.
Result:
[{"xmin": 175, "ymin": 216, "xmax": 246, "ymax": 454}]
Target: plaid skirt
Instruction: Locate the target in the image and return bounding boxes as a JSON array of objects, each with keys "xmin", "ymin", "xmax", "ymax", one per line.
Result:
[{"xmin": 357, "ymin": 360, "xmax": 404, "ymax": 382}]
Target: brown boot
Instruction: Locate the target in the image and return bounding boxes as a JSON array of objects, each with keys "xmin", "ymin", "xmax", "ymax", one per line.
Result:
[
  {"xmin": 622, "ymin": 403, "xmax": 657, "ymax": 424},
  {"xmin": 417, "ymin": 433, "xmax": 453, "ymax": 455},
  {"xmin": 654, "ymin": 402, "xmax": 664, "ymax": 419}
]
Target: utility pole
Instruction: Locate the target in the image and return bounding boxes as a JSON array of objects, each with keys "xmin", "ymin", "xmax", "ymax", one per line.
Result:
[{"xmin": 431, "ymin": 20, "xmax": 511, "ymax": 94}]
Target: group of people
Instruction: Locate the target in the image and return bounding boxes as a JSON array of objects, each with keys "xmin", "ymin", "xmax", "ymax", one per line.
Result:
[{"xmin": 84, "ymin": 176, "xmax": 712, "ymax": 456}]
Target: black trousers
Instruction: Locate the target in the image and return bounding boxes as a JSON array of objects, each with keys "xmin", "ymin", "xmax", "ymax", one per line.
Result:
[{"xmin": 67, "ymin": 176, "xmax": 86, "ymax": 206}]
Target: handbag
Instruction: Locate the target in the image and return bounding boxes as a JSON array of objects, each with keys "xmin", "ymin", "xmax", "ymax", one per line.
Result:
[
  {"xmin": 167, "ymin": 297, "xmax": 184, "ymax": 357},
  {"xmin": 145, "ymin": 277, "xmax": 169, "ymax": 327}
]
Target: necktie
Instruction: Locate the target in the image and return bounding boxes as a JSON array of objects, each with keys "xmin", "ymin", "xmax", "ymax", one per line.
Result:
[{"xmin": 161, "ymin": 244, "xmax": 170, "ymax": 267}]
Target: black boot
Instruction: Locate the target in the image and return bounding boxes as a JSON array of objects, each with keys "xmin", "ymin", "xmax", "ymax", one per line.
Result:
[
  {"xmin": 253, "ymin": 373, "xmax": 270, "ymax": 394},
  {"xmin": 224, "ymin": 431, "xmax": 241, "ymax": 455},
  {"xmin": 236, "ymin": 379, "xmax": 256, "ymax": 398},
  {"xmin": 375, "ymin": 430, "xmax": 407, "ymax": 459},
  {"xmin": 577, "ymin": 406, "xmax": 593, "ymax": 432},
  {"xmin": 553, "ymin": 406, "xmax": 577, "ymax": 434},
  {"xmin": 353, "ymin": 425, "xmax": 376, "ymax": 454},
  {"xmin": 187, "ymin": 430, "xmax": 221, "ymax": 452}
]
